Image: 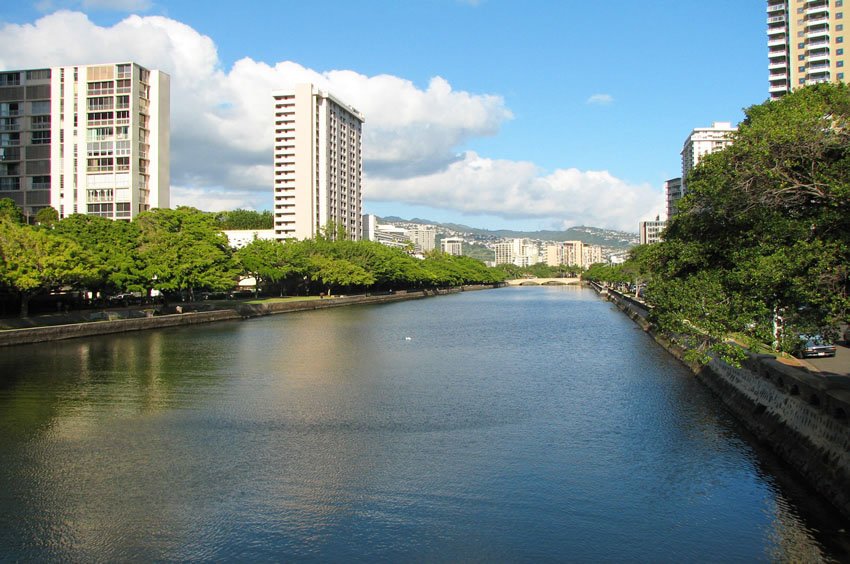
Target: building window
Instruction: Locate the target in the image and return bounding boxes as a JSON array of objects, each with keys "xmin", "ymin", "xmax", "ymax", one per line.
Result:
[
  {"xmin": 30, "ymin": 100, "xmax": 50, "ymax": 115},
  {"xmin": 0, "ymin": 73, "xmax": 21, "ymax": 86},
  {"xmin": 799, "ymin": 54, "xmax": 806, "ymax": 60},
  {"xmin": 31, "ymin": 115, "xmax": 50, "ymax": 129},
  {"xmin": 798, "ymin": 42, "xmax": 805, "ymax": 49},
  {"xmin": 0, "ymin": 177, "xmax": 20, "ymax": 190},
  {"xmin": 0, "ymin": 133, "xmax": 20, "ymax": 146},
  {"xmin": 839, "ymin": 48, "xmax": 845, "ymax": 55},
  {"xmin": 87, "ymin": 203, "xmax": 114, "ymax": 217},
  {"xmin": 799, "ymin": 78, "xmax": 806, "ymax": 84},
  {"xmin": 839, "ymin": 61, "xmax": 845, "ymax": 67},
  {"xmin": 839, "ymin": 36, "xmax": 845, "ymax": 43},
  {"xmin": 839, "ymin": 12, "xmax": 844, "ymax": 19},
  {"xmin": 799, "ymin": 66, "xmax": 806, "ymax": 72},
  {"xmin": 840, "ymin": 73, "xmax": 846, "ymax": 79},
  {"xmin": 25, "ymin": 69, "xmax": 50, "ymax": 80},
  {"xmin": 31, "ymin": 130, "xmax": 50, "ymax": 145}
]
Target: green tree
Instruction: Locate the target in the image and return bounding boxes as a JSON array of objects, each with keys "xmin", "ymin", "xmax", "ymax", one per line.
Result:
[
  {"xmin": 34, "ymin": 206, "xmax": 59, "ymax": 227},
  {"xmin": 309, "ymin": 255, "xmax": 375, "ymax": 296},
  {"xmin": 0, "ymin": 219, "xmax": 93, "ymax": 316},
  {"xmin": 136, "ymin": 207, "xmax": 238, "ymax": 301},
  {"xmin": 0, "ymin": 198, "xmax": 24, "ymax": 224},
  {"xmin": 235, "ymin": 238, "xmax": 300, "ymax": 296},
  {"xmin": 54, "ymin": 214, "xmax": 144, "ymax": 296},
  {"xmin": 215, "ymin": 209, "xmax": 274, "ymax": 230},
  {"xmin": 646, "ymin": 83, "xmax": 850, "ymax": 355}
]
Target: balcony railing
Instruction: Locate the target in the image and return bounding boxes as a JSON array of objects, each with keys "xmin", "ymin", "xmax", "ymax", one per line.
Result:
[
  {"xmin": 807, "ymin": 16, "xmax": 830, "ymax": 27},
  {"xmin": 806, "ymin": 28, "xmax": 830, "ymax": 39}
]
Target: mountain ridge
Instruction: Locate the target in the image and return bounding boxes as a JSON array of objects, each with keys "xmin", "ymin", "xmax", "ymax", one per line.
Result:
[{"xmin": 378, "ymin": 216, "xmax": 637, "ymax": 248}]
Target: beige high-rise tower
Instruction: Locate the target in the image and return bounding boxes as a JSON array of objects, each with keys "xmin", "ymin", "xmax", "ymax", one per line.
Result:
[
  {"xmin": 768, "ymin": 0, "xmax": 850, "ymax": 99},
  {"xmin": 272, "ymin": 84, "xmax": 364, "ymax": 240}
]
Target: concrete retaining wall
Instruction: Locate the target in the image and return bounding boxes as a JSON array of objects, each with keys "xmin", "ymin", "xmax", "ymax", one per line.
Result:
[{"xmin": 594, "ymin": 283, "xmax": 850, "ymax": 519}]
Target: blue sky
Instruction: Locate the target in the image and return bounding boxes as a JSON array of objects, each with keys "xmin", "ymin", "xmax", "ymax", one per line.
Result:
[{"xmin": 0, "ymin": 1, "xmax": 767, "ymax": 231}]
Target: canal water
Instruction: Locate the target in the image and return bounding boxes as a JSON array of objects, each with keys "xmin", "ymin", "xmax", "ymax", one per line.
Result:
[{"xmin": 0, "ymin": 286, "xmax": 847, "ymax": 561}]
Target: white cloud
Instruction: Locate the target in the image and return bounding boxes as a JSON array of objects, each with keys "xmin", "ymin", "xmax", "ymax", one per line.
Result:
[
  {"xmin": 170, "ymin": 186, "xmax": 267, "ymax": 213},
  {"xmin": 586, "ymin": 93, "xmax": 614, "ymax": 105},
  {"xmin": 0, "ymin": 11, "xmax": 660, "ymax": 230},
  {"xmin": 366, "ymin": 152, "xmax": 663, "ymax": 232},
  {"xmin": 35, "ymin": 0, "xmax": 152, "ymax": 12}
]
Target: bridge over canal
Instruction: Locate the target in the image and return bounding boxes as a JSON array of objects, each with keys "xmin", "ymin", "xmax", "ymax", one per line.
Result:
[{"xmin": 505, "ymin": 278, "xmax": 580, "ymax": 286}]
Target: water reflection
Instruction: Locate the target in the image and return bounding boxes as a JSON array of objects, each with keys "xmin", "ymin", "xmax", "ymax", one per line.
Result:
[{"xmin": 0, "ymin": 288, "xmax": 846, "ymax": 560}]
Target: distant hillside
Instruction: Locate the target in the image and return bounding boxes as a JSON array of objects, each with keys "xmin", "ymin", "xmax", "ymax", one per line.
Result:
[{"xmin": 379, "ymin": 216, "xmax": 637, "ymax": 249}]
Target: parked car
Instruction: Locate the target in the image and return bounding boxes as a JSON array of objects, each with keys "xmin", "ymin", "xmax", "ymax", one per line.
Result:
[
  {"xmin": 794, "ymin": 334, "xmax": 836, "ymax": 358},
  {"xmin": 107, "ymin": 293, "xmax": 141, "ymax": 306}
]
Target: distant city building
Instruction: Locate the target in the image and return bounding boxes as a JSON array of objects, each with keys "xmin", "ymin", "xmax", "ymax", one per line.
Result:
[
  {"xmin": 767, "ymin": 0, "xmax": 850, "ymax": 99},
  {"xmin": 441, "ymin": 236, "xmax": 464, "ymax": 256},
  {"xmin": 639, "ymin": 219, "xmax": 666, "ymax": 245},
  {"xmin": 665, "ymin": 177, "xmax": 683, "ymax": 219},
  {"xmin": 223, "ymin": 229, "xmax": 276, "ymax": 249},
  {"xmin": 544, "ymin": 243, "xmax": 563, "ymax": 267},
  {"xmin": 362, "ymin": 214, "xmax": 411, "ymax": 249},
  {"xmin": 273, "ymin": 83, "xmax": 364, "ymax": 240},
  {"xmin": 362, "ymin": 213, "xmax": 378, "ymax": 241},
  {"xmin": 495, "ymin": 238, "xmax": 538, "ymax": 266},
  {"xmin": 374, "ymin": 225, "xmax": 409, "ymax": 249},
  {"xmin": 0, "ymin": 62, "xmax": 170, "ymax": 221},
  {"xmin": 562, "ymin": 241, "xmax": 585, "ymax": 267},
  {"xmin": 494, "ymin": 241, "xmax": 513, "ymax": 265},
  {"xmin": 608, "ymin": 252, "xmax": 628, "ymax": 265},
  {"xmin": 408, "ymin": 225, "xmax": 436, "ymax": 253},
  {"xmin": 582, "ymin": 244, "xmax": 603, "ymax": 266},
  {"xmin": 681, "ymin": 122, "xmax": 736, "ymax": 188}
]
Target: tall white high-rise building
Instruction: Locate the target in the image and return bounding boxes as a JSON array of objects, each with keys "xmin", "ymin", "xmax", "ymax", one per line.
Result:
[
  {"xmin": 681, "ymin": 122, "xmax": 737, "ymax": 185},
  {"xmin": 767, "ymin": 0, "xmax": 850, "ymax": 100},
  {"xmin": 273, "ymin": 83, "xmax": 364, "ymax": 240},
  {"xmin": 0, "ymin": 62, "xmax": 169, "ymax": 220}
]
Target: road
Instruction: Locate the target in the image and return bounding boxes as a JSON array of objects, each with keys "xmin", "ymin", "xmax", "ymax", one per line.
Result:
[{"xmin": 803, "ymin": 340, "xmax": 850, "ymax": 377}]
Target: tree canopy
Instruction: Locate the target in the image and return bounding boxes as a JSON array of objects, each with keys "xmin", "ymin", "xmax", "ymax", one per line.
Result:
[
  {"xmin": 589, "ymin": 83, "xmax": 850, "ymax": 357},
  {"xmin": 0, "ymin": 206, "xmax": 505, "ymax": 316}
]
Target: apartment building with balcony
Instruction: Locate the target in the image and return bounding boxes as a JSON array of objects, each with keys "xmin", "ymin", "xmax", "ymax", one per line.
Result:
[
  {"xmin": 681, "ymin": 122, "xmax": 737, "ymax": 185},
  {"xmin": 273, "ymin": 83, "xmax": 364, "ymax": 241},
  {"xmin": 768, "ymin": 0, "xmax": 849, "ymax": 99},
  {"xmin": 0, "ymin": 62, "xmax": 169, "ymax": 221}
]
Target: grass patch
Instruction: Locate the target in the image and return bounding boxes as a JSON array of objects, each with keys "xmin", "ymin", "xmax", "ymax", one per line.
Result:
[{"xmin": 244, "ymin": 296, "xmax": 323, "ymax": 305}]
